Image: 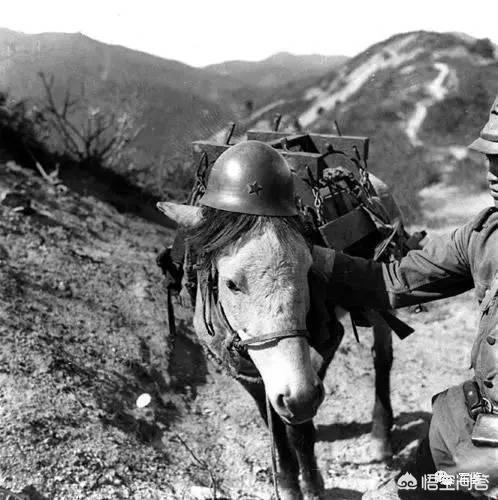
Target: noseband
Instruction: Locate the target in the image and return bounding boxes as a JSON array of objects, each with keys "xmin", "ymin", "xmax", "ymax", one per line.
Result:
[{"xmin": 201, "ymin": 265, "xmax": 309, "ymax": 355}]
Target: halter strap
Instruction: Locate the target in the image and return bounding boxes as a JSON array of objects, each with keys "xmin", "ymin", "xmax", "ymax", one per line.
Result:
[
  {"xmin": 210, "ymin": 277, "xmax": 309, "ymax": 353},
  {"xmin": 239, "ymin": 329, "xmax": 309, "ymax": 347}
]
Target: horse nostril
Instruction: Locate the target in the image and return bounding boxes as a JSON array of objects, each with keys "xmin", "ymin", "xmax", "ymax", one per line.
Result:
[
  {"xmin": 281, "ymin": 382, "xmax": 324, "ymax": 417},
  {"xmin": 275, "ymin": 393, "xmax": 286, "ymax": 411}
]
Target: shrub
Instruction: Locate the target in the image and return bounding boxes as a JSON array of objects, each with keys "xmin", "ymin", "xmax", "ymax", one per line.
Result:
[
  {"xmin": 38, "ymin": 72, "xmax": 143, "ymax": 171},
  {"xmin": 0, "ymin": 91, "xmax": 51, "ymax": 166}
]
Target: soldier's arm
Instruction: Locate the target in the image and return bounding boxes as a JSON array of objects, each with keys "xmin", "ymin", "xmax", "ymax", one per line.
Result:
[{"xmin": 312, "ymin": 219, "xmax": 475, "ymax": 310}]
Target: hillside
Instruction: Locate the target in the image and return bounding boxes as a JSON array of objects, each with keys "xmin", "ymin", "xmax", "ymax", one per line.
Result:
[
  {"xmin": 0, "ymin": 29, "xmax": 249, "ymax": 105},
  {"xmin": 0, "ymin": 29, "xmax": 245, "ymax": 192},
  {"xmin": 3, "ymin": 29, "xmax": 497, "ymax": 221},
  {"xmin": 0, "ymin": 29, "xmax": 349, "ymax": 199},
  {"xmin": 205, "ymin": 52, "xmax": 348, "ymax": 88},
  {"xmin": 0, "ymin": 158, "xmax": 201, "ymax": 499},
  {"xmin": 1, "ymin": 155, "xmax": 489, "ymax": 500},
  {"xmin": 215, "ymin": 31, "xmax": 498, "ymax": 221}
]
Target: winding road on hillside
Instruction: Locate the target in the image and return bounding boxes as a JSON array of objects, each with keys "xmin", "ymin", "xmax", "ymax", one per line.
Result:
[{"xmin": 405, "ymin": 62, "xmax": 451, "ymax": 146}]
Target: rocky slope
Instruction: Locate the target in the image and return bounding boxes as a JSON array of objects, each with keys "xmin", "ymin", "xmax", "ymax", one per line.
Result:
[
  {"xmin": 0, "ymin": 157, "xmax": 490, "ymax": 500},
  {"xmin": 0, "ymin": 159, "xmax": 187, "ymax": 499}
]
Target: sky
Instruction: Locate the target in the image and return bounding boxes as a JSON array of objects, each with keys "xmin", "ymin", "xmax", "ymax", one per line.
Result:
[{"xmin": 2, "ymin": 0, "xmax": 498, "ymax": 67}]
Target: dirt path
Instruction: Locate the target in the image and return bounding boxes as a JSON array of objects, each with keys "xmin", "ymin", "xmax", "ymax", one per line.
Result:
[
  {"xmin": 405, "ymin": 62, "xmax": 451, "ymax": 146},
  {"xmin": 167, "ymin": 204, "xmax": 485, "ymax": 499},
  {"xmin": 299, "ymin": 34, "xmax": 424, "ymax": 128},
  {"xmin": 169, "ymin": 289, "xmax": 478, "ymax": 499},
  {"xmin": 418, "ymin": 182, "xmax": 492, "ymax": 229}
]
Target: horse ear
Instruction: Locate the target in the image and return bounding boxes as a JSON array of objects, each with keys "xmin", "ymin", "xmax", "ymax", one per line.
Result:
[{"xmin": 156, "ymin": 202, "xmax": 203, "ymax": 227}]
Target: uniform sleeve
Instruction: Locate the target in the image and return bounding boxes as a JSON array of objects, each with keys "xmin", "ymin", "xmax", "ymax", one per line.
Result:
[{"xmin": 312, "ymin": 218, "xmax": 475, "ymax": 309}]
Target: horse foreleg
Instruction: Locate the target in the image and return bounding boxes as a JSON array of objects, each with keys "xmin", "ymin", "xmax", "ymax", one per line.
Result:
[
  {"xmin": 370, "ymin": 315, "xmax": 394, "ymax": 461},
  {"xmin": 286, "ymin": 422, "xmax": 324, "ymax": 500},
  {"xmin": 240, "ymin": 380, "xmax": 302, "ymax": 500}
]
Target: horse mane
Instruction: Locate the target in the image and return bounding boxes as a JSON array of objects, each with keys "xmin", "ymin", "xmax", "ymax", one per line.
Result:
[{"xmin": 185, "ymin": 207, "xmax": 311, "ymax": 267}]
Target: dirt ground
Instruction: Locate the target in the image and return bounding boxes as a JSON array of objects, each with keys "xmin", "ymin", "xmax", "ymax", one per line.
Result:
[
  {"xmin": 0, "ymin": 161, "xmax": 492, "ymax": 500},
  {"xmin": 168, "ymin": 290, "xmax": 479, "ymax": 500}
]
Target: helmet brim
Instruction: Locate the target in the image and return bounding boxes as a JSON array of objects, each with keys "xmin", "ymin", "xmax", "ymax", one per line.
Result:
[
  {"xmin": 468, "ymin": 137, "xmax": 498, "ymax": 155},
  {"xmin": 199, "ymin": 192, "xmax": 298, "ymax": 217}
]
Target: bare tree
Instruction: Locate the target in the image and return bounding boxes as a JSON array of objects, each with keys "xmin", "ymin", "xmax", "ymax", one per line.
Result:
[{"xmin": 38, "ymin": 72, "xmax": 144, "ymax": 169}]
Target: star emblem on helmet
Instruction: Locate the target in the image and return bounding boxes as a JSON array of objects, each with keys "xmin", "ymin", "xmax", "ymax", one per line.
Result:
[{"xmin": 247, "ymin": 181, "xmax": 263, "ymax": 196}]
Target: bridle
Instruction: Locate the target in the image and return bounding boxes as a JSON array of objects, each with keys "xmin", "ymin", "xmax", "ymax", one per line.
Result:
[
  {"xmin": 200, "ymin": 264, "xmax": 310, "ymax": 355},
  {"xmin": 200, "ymin": 262, "xmax": 309, "ymax": 500}
]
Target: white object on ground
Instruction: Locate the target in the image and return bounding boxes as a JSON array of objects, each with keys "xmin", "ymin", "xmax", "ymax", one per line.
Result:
[
  {"xmin": 136, "ymin": 393, "xmax": 151, "ymax": 408},
  {"xmin": 190, "ymin": 486, "xmax": 215, "ymax": 500}
]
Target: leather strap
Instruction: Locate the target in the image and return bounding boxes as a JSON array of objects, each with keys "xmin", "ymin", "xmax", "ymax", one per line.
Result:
[
  {"xmin": 239, "ymin": 329, "xmax": 309, "ymax": 347},
  {"xmin": 464, "ymin": 380, "xmax": 484, "ymax": 421},
  {"xmin": 207, "ymin": 275, "xmax": 309, "ymax": 353},
  {"xmin": 463, "ymin": 380, "xmax": 497, "ymax": 420}
]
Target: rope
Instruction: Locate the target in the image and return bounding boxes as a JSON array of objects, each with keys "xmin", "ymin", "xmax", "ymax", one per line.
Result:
[
  {"xmin": 266, "ymin": 393, "xmax": 280, "ymax": 500},
  {"xmin": 166, "ymin": 287, "xmax": 176, "ymax": 355}
]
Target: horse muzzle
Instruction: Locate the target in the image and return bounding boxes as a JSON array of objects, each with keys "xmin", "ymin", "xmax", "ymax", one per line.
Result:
[{"xmin": 272, "ymin": 379, "xmax": 325, "ymax": 424}]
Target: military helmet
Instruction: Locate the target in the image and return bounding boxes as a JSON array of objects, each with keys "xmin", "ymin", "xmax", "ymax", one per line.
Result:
[
  {"xmin": 469, "ymin": 94, "xmax": 498, "ymax": 155},
  {"xmin": 198, "ymin": 140, "xmax": 298, "ymax": 216}
]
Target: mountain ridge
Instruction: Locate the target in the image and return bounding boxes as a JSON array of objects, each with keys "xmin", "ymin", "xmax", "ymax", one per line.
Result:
[
  {"xmin": 1, "ymin": 28, "xmax": 498, "ymax": 218},
  {"xmin": 205, "ymin": 51, "xmax": 348, "ymax": 88},
  {"xmin": 209, "ymin": 30, "xmax": 498, "ymax": 219}
]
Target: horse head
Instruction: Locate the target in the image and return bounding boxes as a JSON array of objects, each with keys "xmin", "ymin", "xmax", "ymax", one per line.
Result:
[{"xmin": 158, "ymin": 201, "xmax": 324, "ymax": 424}]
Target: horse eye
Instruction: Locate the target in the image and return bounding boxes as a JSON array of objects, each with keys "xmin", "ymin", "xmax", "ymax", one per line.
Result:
[{"xmin": 226, "ymin": 279, "xmax": 240, "ymax": 293}]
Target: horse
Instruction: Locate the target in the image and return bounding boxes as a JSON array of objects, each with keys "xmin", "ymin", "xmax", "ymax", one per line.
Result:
[{"xmin": 157, "ymin": 191, "xmax": 397, "ymax": 500}]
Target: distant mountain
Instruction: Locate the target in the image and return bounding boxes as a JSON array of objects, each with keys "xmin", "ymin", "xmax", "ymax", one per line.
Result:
[
  {"xmin": 205, "ymin": 51, "xmax": 348, "ymax": 88},
  {"xmin": 0, "ymin": 28, "xmax": 251, "ymax": 104},
  {"xmin": 213, "ymin": 31, "xmax": 498, "ymax": 219},
  {"xmin": 0, "ymin": 28, "xmax": 252, "ymax": 191},
  {"xmin": 2, "ymin": 28, "xmax": 498, "ymax": 217}
]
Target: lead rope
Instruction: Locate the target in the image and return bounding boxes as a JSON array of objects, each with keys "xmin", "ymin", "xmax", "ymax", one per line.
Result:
[{"xmin": 265, "ymin": 393, "xmax": 280, "ymax": 500}]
